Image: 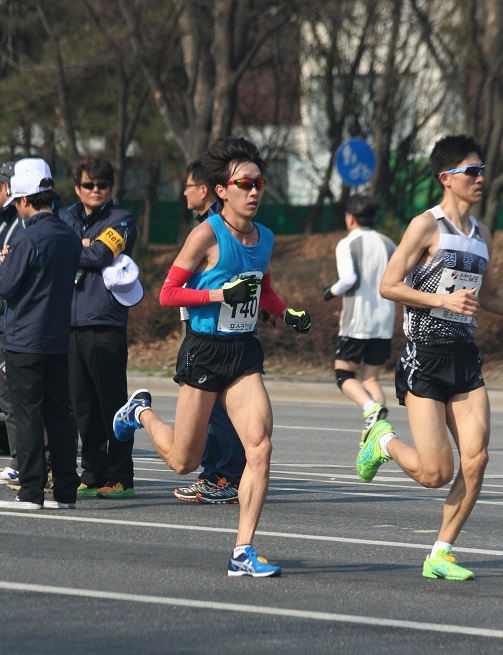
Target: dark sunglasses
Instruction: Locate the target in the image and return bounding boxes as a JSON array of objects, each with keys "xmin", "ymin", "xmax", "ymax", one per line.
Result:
[
  {"xmin": 227, "ymin": 177, "xmax": 267, "ymax": 191},
  {"xmin": 441, "ymin": 165, "xmax": 485, "ymax": 178},
  {"xmin": 79, "ymin": 180, "xmax": 112, "ymax": 190}
]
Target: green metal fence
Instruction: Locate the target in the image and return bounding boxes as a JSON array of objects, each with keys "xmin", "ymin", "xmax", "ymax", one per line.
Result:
[{"xmin": 123, "ymin": 199, "xmax": 503, "ymax": 244}]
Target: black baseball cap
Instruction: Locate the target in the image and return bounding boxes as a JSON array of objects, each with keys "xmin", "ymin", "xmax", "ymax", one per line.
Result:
[{"xmin": 0, "ymin": 162, "xmax": 15, "ymax": 185}]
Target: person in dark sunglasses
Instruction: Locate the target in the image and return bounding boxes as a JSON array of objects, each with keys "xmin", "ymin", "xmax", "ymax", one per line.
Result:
[
  {"xmin": 113, "ymin": 136, "xmax": 311, "ymax": 577},
  {"xmin": 358, "ymin": 134, "xmax": 503, "ymax": 581},
  {"xmin": 60, "ymin": 157, "xmax": 138, "ymax": 501}
]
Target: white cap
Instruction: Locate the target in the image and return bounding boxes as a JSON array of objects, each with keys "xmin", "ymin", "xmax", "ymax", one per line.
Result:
[
  {"xmin": 3, "ymin": 158, "xmax": 53, "ymax": 207},
  {"xmin": 102, "ymin": 254, "xmax": 144, "ymax": 307}
]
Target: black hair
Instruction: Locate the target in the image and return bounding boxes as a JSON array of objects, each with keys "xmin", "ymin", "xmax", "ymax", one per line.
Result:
[
  {"xmin": 18, "ymin": 189, "xmax": 56, "ymax": 211},
  {"xmin": 74, "ymin": 157, "xmax": 114, "ymax": 185},
  {"xmin": 201, "ymin": 136, "xmax": 267, "ymax": 187},
  {"xmin": 186, "ymin": 159, "xmax": 211, "ymax": 186},
  {"xmin": 429, "ymin": 134, "xmax": 483, "ymax": 180},
  {"xmin": 346, "ymin": 194, "xmax": 380, "ymax": 227}
]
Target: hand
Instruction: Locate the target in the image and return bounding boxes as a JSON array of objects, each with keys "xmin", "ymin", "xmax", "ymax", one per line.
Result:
[
  {"xmin": 440, "ymin": 288, "xmax": 480, "ymax": 317},
  {"xmin": 323, "ymin": 285, "xmax": 335, "ymax": 301},
  {"xmin": 222, "ymin": 275, "xmax": 259, "ymax": 305},
  {"xmin": 283, "ymin": 308, "xmax": 311, "ymax": 334}
]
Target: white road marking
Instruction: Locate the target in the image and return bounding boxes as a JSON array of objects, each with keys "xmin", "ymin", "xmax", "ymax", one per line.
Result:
[
  {"xmin": 0, "ymin": 581, "xmax": 501, "ymax": 639},
  {"xmin": 0, "ymin": 511, "xmax": 501, "ymax": 556}
]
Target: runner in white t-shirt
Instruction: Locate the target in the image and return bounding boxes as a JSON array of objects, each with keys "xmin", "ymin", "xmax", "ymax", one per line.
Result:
[{"xmin": 323, "ymin": 195, "xmax": 396, "ymax": 443}]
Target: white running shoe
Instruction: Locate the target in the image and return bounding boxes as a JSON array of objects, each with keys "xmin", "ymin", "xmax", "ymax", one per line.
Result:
[
  {"xmin": 0, "ymin": 467, "xmax": 19, "ymax": 485},
  {"xmin": 0, "ymin": 496, "xmax": 42, "ymax": 510},
  {"xmin": 44, "ymin": 500, "xmax": 76, "ymax": 509}
]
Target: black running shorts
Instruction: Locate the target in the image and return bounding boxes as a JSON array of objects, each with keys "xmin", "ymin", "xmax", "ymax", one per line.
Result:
[
  {"xmin": 335, "ymin": 336, "xmax": 391, "ymax": 366},
  {"xmin": 173, "ymin": 327, "xmax": 265, "ymax": 392},
  {"xmin": 395, "ymin": 340, "xmax": 485, "ymax": 405}
]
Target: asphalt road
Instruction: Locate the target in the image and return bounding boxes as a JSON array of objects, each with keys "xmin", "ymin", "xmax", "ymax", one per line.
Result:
[{"xmin": 0, "ymin": 384, "xmax": 502, "ymax": 654}]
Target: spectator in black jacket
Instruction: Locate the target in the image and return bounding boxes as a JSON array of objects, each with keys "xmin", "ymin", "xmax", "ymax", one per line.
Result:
[
  {"xmin": 0, "ymin": 161, "xmax": 23, "ymax": 482},
  {"xmin": 0, "ymin": 158, "xmax": 82, "ymax": 510},
  {"xmin": 60, "ymin": 157, "xmax": 139, "ymax": 499}
]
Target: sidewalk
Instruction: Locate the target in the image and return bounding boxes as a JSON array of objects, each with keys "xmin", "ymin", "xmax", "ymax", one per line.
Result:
[{"xmin": 127, "ymin": 373, "xmax": 503, "ymax": 411}]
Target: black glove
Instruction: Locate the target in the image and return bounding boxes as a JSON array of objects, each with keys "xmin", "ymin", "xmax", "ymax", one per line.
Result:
[
  {"xmin": 323, "ymin": 285, "xmax": 335, "ymax": 301},
  {"xmin": 283, "ymin": 308, "xmax": 311, "ymax": 334},
  {"xmin": 223, "ymin": 275, "xmax": 259, "ymax": 305}
]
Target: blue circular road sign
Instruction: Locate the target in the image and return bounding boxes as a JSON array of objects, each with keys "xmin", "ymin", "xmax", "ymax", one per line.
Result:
[{"xmin": 335, "ymin": 138, "xmax": 376, "ymax": 186}]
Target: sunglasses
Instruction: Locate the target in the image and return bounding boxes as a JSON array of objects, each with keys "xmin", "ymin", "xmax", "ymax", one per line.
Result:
[
  {"xmin": 79, "ymin": 180, "xmax": 112, "ymax": 190},
  {"xmin": 227, "ymin": 177, "xmax": 267, "ymax": 191},
  {"xmin": 441, "ymin": 165, "xmax": 485, "ymax": 178}
]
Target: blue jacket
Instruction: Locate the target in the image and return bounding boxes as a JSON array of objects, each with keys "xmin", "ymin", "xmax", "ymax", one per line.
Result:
[
  {"xmin": 60, "ymin": 200, "xmax": 137, "ymax": 328},
  {"xmin": 0, "ymin": 211, "xmax": 82, "ymax": 354}
]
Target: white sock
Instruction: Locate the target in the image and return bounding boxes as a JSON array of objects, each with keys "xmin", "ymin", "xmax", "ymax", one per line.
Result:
[
  {"xmin": 363, "ymin": 400, "xmax": 375, "ymax": 413},
  {"xmin": 431, "ymin": 541, "xmax": 453, "ymax": 558},
  {"xmin": 233, "ymin": 544, "xmax": 251, "ymax": 558},
  {"xmin": 379, "ymin": 433, "xmax": 396, "ymax": 457},
  {"xmin": 134, "ymin": 405, "xmax": 148, "ymax": 424}
]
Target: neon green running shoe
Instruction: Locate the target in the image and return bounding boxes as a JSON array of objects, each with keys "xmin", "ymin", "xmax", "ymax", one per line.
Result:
[
  {"xmin": 422, "ymin": 549, "xmax": 474, "ymax": 580},
  {"xmin": 356, "ymin": 419, "xmax": 393, "ymax": 482},
  {"xmin": 360, "ymin": 402, "xmax": 389, "ymax": 446},
  {"xmin": 77, "ymin": 483, "xmax": 99, "ymax": 497},
  {"xmin": 96, "ymin": 481, "xmax": 135, "ymax": 498}
]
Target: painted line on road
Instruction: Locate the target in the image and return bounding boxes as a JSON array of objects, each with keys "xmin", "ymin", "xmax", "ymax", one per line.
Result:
[
  {"xmin": 0, "ymin": 580, "xmax": 501, "ymax": 639},
  {"xmin": 274, "ymin": 424, "xmax": 360, "ymax": 432},
  {"xmin": 0, "ymin": 511, "xmax": 501, "ymax": 556}
]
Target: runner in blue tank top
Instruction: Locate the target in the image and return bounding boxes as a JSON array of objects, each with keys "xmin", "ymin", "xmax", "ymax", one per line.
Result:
[
  {"xmin": 113, "ymin": 136, "xmax": 311, "ymax": 577},
  {"xmin": 357, "ymin": 134, "xmax": 503, "ymax": 581}
]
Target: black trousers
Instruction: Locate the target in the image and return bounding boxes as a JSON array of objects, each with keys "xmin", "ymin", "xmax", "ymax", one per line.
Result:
[
  {"xmin": 5, "ymin": 351, "xmax": 79, "ymax": 505},
  {"xmin": 0, "ymin": 333, "xmax": 18, "ymax": 469},
  {"xmin": 69, "ymin": 326, "xmax": 133, "ymax": 488}
]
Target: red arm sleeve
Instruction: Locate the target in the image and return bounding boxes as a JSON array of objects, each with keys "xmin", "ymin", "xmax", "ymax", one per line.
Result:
[
  {"xmin": 259, "ymin": 271, "xmax": 288, "ymax": 317},
  {"xmin": 159, "ymin": 265, "xmax": 210, "ymax": 307}
]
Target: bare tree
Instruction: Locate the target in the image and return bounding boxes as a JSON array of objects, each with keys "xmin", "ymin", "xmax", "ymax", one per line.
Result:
[
  {"xmin": 117, "ymin": 0, "xmax": 295, "ymax": 162},
  {"xmin": 35, "ymin": 1, "xmax": 80, "ymax": 165},
  {"xmin": 410, "ymin": 0, "xmax": 503, "ymax": 228},
  {"xmin": 476, "ymin": 0, "xmax": 503, "ymax": 229}
]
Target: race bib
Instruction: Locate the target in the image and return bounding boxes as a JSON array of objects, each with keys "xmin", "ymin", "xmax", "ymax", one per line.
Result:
[
  {"xmin": 217, "ymin": 270, "xmax": 263, "ymax": 333},
  {"xmin": 96, "ymin": 228, "xmax": 126, "ymax": 257},
  {"xmin": 430, "ymin": 268, "xmax": 482, "ymax": 324}
]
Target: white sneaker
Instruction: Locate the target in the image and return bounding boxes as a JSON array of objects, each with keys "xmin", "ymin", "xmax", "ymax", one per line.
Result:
[
  {"xmin": 0, "ymin": 467, "xmax": 19, "ymax": 484},
  {"xmin": 0, "ymin": 496, "xmax": 42, "ymax": 510},
  {"xmin": 44, "ymin": 500, "xmax": 76, "ymax": 509}
]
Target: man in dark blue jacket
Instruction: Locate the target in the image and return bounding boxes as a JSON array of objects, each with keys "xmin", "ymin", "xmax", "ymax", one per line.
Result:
[
  {"xmin": 60, "ymin": 157, "xmax": 138, "ymax": 498},
  {"xmin": 0, "ymin": 158, "xmax": 82, "ymax": 510},
  {"xmin": 0, "ymin": 161, "xmax": 23, "ymax": 479}
]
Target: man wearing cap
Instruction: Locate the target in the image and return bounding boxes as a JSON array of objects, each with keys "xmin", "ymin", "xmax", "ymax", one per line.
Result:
[
  {"xmin": 0, "ymin": 158, "xmax": 82, "ymax": 510},
  {"xmin": 60, "ymin": 157, "xmax": 139, "ymax": 499},
  {"xmin": 0, "ymin": 162, "xmax": 24, "ymax": 482}
]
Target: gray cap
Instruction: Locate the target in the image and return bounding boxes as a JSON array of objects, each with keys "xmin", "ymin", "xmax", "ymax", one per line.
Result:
[{"xmin": 0, "ymin": 161, "xmax": 15, "ymax": 185}]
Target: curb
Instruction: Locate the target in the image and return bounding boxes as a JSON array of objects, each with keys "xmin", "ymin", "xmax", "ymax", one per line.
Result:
[{"xmin": 127, "ymin": 374, "xmax": 503, "ymax": 411}]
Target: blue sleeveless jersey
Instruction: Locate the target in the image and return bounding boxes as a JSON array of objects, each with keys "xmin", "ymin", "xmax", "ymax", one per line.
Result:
[{"xmin": 187, "ymin": 214, "xmax": 274, "ymax": 334}]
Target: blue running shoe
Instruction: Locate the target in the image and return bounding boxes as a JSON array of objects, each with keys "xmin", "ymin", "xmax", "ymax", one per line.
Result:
[
  {"xmin": 228, "ymin": 546, "xmax": 281, "ymax": 577},
  {"xmin": 113, "ymin": 389, "xmax": 152, "ymax": 441}
]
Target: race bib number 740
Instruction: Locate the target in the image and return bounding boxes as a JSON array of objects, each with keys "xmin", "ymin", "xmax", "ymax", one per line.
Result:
[{"xmin": 217, "ymin": 270, "xmax": 263, "ymax": 333}]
